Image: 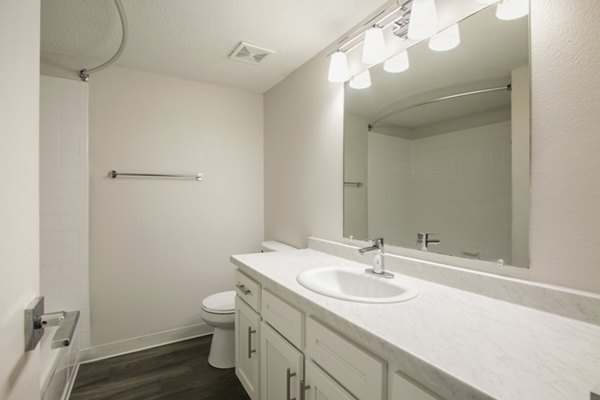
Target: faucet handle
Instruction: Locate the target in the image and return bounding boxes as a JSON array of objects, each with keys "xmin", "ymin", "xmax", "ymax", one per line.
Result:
[
  {"xmin": 370, "ymin": 237, "xmax": 384, "ymax": 247},
  {"xmin": 417, "ymin": 232, "xmax": 435, "ymax": 240}
]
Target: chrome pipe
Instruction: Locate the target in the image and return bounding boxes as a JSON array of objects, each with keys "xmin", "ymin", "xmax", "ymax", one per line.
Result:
[{"xmin": 80, "ymin": 0, "xmax": 129, "ymax": 82}]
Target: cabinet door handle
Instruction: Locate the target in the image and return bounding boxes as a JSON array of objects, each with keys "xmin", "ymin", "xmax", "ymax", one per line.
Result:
[
  {"xmin": 236, "ymin": 283, "xmax": 251, "ymax": 295},
  {"xmin": 300, "ymin": 380, "xmax": 311, "ymax": 400},
  {"xmin": 286, "ymin": 368, "xmax": 297, "ymax": 400},
  {"xmin": 247, "ymin": 327, "xmax": 256, "ymax": 358}
]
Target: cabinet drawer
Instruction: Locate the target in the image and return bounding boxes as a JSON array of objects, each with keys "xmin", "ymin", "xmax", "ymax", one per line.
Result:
[
  {"xmin": 235, "ymin": 270, "xmax": 261, "ymax": 312},
  {"xmin": 391, "ymin": 371, "xmax": 441, "ymax": 400},
  {"xmin": 261, "ymin": 290, "xmax": 304, "ymax": 349},
  {"xmin": 306, "ymin": 318, "xmax": 385, "ymax": 400}
]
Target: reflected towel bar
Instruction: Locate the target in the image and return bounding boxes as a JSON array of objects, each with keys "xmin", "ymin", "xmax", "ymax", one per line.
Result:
[
  {"xmin": 344, "ymin": 181, "xmax": 363, "ymax": 187},
  {"xmin": 108, "ymin": 170, "xmax": 204, "ymax": 181}
]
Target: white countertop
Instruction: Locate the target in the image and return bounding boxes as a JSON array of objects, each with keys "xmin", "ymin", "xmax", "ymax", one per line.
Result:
[{"xmin": 231, "ymin": 248, "xmax": 600, "ymax": 400}]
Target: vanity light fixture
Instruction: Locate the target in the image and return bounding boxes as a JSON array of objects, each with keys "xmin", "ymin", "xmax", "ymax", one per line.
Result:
[
  {"xmin": 362, "ymin": 26, "xmax": 387, "ymax": 65},
  {"xmin": 384, "ymin": 50, "xmax": 410, "ymax": 73},
  {"xmin": 407, "ymin": 0, "xmax": 439, "ymax": 40},
  {"xmin": 428, "ymin": 23, "xmax": 460, "ymax": 51},
  {"xmin": 349, "ymin": 70, "xmax": 372, "ymax": 89},
  {"xmin": 495, "ymin": 0, "xmax": 529, "ymax": 20},
  {"xmin": 328, "ymin": 51, "xmax": 351, "ymax": 83}
]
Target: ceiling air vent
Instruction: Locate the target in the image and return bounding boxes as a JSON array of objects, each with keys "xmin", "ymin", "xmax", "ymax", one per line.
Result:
[{"xmin": 229, "ymin": 42, "xmax": 275, "ymax": 65}]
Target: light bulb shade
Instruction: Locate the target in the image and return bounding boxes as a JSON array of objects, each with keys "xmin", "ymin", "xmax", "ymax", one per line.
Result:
[
  {"xmin": 384, "ymin": 50, "xmax": 410, "ymax": 73},
  {"xmin": 328, "ymin": 51, "xmax": 351, "ymax": 83},
  {"xmin": 349, "ymin": 70, "xmax": 371, "ymax": 89},
  {"xmin": 476, "ymin": 0, "xmax": 498, "ymax": 4},
  {"xmin": 496, "ymin": 0, "xmax": 529, "ymax": 20},
  {"xmin": 362, "ymin": 27, "xmax": 387, "ymax": 65},
  {"xmin": 428, "ymin": 23, "xmax": 460, "ymax": 51},
  {"xmin": 407, "ymin": 0, "xmax": 438, "ymax": 40}
]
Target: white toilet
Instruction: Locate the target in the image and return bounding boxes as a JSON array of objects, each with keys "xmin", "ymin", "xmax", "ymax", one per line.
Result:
[
  {"xmin": 201, "ymin": 290, "xmax": 237, "ymax": 368},
  {"xmin": 201, "ymin": 241, "xmax": 296, "ymax": 369}
]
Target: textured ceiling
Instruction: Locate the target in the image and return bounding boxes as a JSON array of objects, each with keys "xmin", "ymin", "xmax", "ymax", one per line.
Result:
[{"xmin": 41, "ymin": 0, "xmax": 388, "ymax": 93}]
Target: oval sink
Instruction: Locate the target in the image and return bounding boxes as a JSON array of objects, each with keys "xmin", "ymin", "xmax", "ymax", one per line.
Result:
[{"xmin": 297, "ymin": 266, "xmax": 419, "ymax": 303}]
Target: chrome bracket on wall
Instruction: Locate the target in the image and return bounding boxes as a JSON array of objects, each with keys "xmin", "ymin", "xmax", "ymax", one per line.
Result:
[{"xmin": 24, "ymin": 296, "xmax": 80, "ymax": 352}]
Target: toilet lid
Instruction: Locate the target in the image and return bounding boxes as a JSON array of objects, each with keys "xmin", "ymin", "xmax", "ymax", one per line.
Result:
[{"xmin": 202, "ymin": 290, "xmax": 236, "ymax": 314}]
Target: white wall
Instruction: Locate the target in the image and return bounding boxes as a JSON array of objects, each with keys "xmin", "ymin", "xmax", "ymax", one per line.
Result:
[
  {"xmin": 0, "ymin": 0, "xmax": 42, "ymax": 399},
  {"xmin": 264, "ymin": 55, "xmax": 343, "ymax": 248},
  {"xmin": 89, "ymin": 66, "xmax": 264, "ymax": 346},
  {"xmin": 527, "ymin": 0, "xmax": 600, "ymax": 292},
  {"xmin": 263, "ymin": 0, "xmax": 600, "ymax": 294}
]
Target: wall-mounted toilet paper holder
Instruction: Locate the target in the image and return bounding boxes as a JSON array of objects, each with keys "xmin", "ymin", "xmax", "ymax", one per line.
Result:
[{"xmin": 24, "ymin": 297, "xmax": 80, "ymax": 352}]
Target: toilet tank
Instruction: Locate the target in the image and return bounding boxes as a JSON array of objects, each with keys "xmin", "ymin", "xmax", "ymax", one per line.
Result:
[{"xmin": 261, "ymin": 241, "xmax": 296, "ymax": 252}]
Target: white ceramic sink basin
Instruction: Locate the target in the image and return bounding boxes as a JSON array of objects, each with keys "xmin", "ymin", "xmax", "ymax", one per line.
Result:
[{"xmin": 297, "ymin": 266, "xmax": 419, "ymax": 303}]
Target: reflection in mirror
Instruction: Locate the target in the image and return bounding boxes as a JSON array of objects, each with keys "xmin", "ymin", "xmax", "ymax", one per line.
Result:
[{"xmin": 343, "ymin": 5, "xmax": 530, "ymax": 267}]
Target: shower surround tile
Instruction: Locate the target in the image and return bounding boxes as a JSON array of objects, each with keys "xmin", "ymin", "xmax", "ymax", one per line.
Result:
[{"xmin": 40, "ymin": 75, "xmax": 90, "ymax": 350}]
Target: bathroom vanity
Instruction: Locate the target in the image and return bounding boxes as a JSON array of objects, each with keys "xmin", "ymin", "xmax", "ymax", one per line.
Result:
[{"xmin": 231, "ymin": 238, "xmax": 600, "ymax": 400}]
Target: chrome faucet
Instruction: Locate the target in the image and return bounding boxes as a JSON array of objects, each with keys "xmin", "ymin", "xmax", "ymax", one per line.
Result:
[
  {"xmin": 358, "ymin": 238, "xmax": 394, "ymax": 279},
  {"xmin": 416, "ymin": 232, "xmax": 440, "ymax": 251}
]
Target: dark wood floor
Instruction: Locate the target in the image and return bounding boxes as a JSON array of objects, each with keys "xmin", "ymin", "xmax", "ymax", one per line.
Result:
[{"xmin": 70, "ymin": 335, "xmax": 250, "ymax": 400}]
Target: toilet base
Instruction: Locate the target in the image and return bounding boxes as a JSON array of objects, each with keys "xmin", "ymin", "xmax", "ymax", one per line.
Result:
[{"xmin": 208, "ymin": 327, "xmax": 235, "ymax": 369}]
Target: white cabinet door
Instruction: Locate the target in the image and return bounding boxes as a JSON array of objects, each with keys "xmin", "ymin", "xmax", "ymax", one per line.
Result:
[
  {"xmin": 305, "ymin": 361, "xmax": 355, "ymax": 400},
  {"xmin": 260, "ymin": 321, "xmax": 304, "ymax": 400},
  {"xmin": 391, "ymin": 371, "xmax": 441, "ymax": 400},
  {"xmin": 235, "ymin": 296, "xmax": 260, "ymax": 400}
]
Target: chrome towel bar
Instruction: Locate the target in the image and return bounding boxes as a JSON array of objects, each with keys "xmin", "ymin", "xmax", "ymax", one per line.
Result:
[{"xmin": 108, "ymin": 170, "xmax": 203, "ymax": 181}]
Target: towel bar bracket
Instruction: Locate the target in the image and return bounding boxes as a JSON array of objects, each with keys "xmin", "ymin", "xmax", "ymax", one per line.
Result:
[{"xmin": 24, "ymin": 296, "xmax": 80, "ymax": 352}]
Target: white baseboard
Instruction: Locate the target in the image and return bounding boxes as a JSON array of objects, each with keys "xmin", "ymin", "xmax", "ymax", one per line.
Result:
[{"xmin": 79, "ymin": 323, "xmax": 213, "ymax": 364}]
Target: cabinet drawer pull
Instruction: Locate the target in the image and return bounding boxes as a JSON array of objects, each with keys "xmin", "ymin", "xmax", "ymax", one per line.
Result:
[
  {"xmin": 247, "ymin": 327, "xmax": 257, "ymax": 358},
  {"xmin": 301, "ymin": 380, "xmax": 311, "ymax": 400},
  {"xmin": 286, "ymin": 368, "xmax": 297, "ymax": 400},
  {"xmin": 236, "ymin": 283, "xmax": 251, "ymax": 295}
]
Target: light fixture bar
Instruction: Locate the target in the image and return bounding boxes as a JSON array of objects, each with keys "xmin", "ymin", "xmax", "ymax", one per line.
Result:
[{"xmin": 330, "ymin": 0, "xmax": 411, "ymax": 55}]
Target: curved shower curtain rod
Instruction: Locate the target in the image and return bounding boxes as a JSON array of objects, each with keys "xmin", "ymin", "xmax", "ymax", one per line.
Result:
[
  {"xmin": 368, "ymin": 84, "xmax": 512, "ymax": 131},
  {"xmin": 79, "ymin": 0, "xmax": 128, "ymax": 82}
]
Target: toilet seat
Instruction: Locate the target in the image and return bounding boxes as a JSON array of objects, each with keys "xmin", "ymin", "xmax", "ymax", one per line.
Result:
[{"xmin": 202, "ymin": 290, "xmax": 235, "ymax": 314}]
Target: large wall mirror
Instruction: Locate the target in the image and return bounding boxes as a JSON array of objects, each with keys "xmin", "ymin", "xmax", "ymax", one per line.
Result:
[{"xmin": 343, "ymin": 4, "xmax": 530, "ymax": 267}]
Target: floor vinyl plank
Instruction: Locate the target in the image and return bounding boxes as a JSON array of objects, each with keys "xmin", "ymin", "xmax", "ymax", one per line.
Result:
[{"xmin": 70, "ymin": 335, "xmax": 249, "ymax": 400}]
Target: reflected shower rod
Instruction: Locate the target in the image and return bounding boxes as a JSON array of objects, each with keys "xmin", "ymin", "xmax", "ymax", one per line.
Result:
[{"xmin": 369, "ymin": 84, "xmax": 512, "ymax": 131}]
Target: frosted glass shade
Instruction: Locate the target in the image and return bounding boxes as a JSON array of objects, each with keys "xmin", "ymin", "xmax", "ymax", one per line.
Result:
[
  {"xmin": 496, "ymin": 0, "xmax": 529, "ymax": 20},
  {"xmin": 428, "ymin": 24, "xmax": 460, "ymax": 51},
  {"xmin": 476, "ymin": 0, "xmax": 498, "ymax": 4},
  {"xmin": 407, "ymin": 0, "xmax": 438, "ymax": 40},
  {"xmin": 349, "ymin": 70, "xmax": 371, "ymax": 89},
  {"xmin": 328, "ymin": 51, "xmax": 351, "ymax": 83},
  {"xmin": 362, "ymin": 27, "xmax": 386, "ymax": 65},
  {"xmin": 384, "ymin": 51, "xmax": 410, "ymax": 73}
]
